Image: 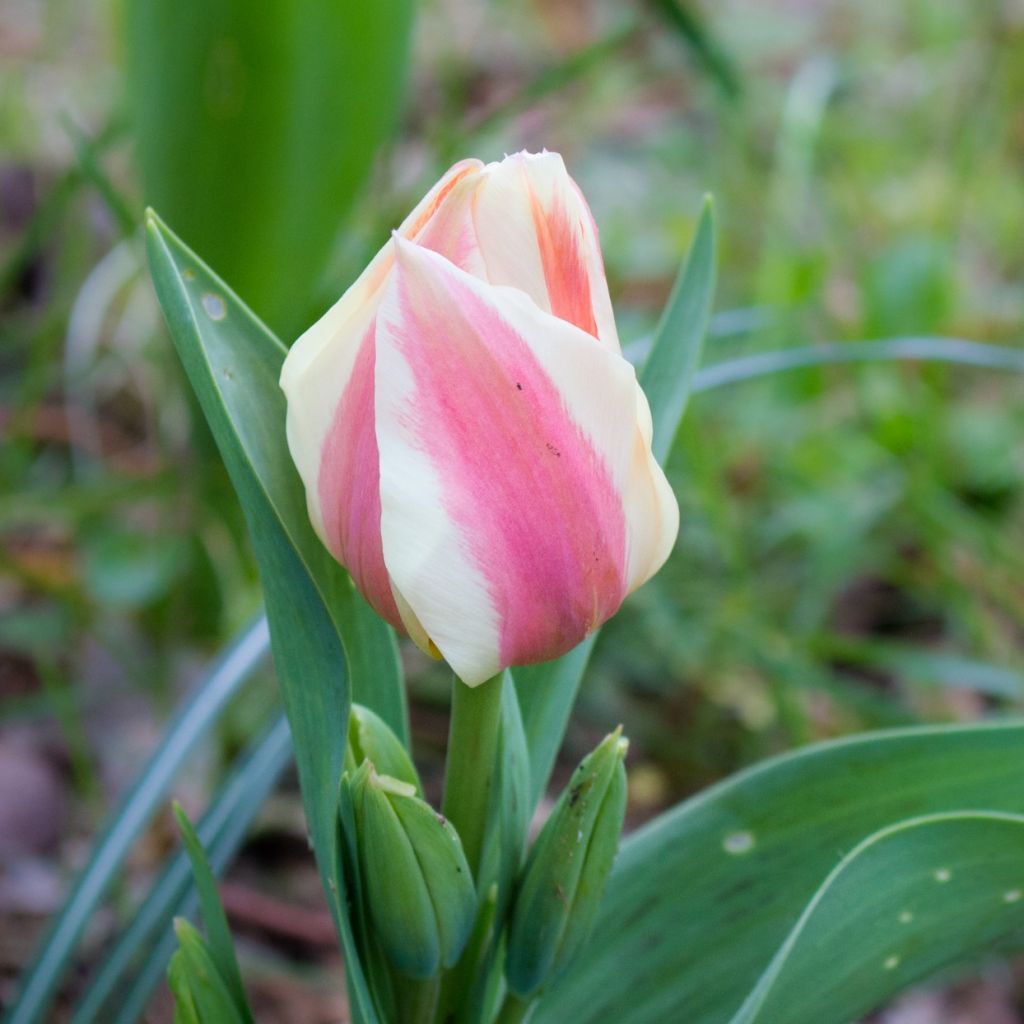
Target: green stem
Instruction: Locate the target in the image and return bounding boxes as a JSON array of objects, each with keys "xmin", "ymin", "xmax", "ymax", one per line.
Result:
[
  {"xmin": 494, "ymin": 992, "xmax": 534, "ymax": 1024},
  {"xmin": 395, "ymin": 975, "xmax": 440, "ymax": 1024},
  {"xmin": 441, "ymin": 673, "xmax": 504, "ymax": 881}
]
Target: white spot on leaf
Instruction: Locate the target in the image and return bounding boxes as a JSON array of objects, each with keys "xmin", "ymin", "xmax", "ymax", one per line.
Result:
[
  {"xmin": 202, "ymin": 292, "xmax": 226, "ymax": 321},
  {"xmin": 934, "ymin": 868, "xmax": 952, "ymax": 883},
  {"xmin": 723, "ymin": 830, "xmax": 755, "ymax": 855}
]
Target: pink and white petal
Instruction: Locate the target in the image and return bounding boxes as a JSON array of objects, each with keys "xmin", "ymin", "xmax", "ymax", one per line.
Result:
[
  {"xmin": 374, "ymin": 238, "xmax": 636, "ymax": 685},
  {"xmin": 472, "ymin": 151, "xmax": 619, "ymax": 349},
  {"xmin": 281, "ymin": 298, "xmax": 376, "ymax": 550},
  {"xmin": 279, "ymin": 159, "xmax": 488, "ymax": 626},
  {"xmin": 280, "ymin": 158, "xmax": 485, "ymax": 392},
  {"xmin": 622, "ymin": 388, "xmax": 680, "ymax": 594}
]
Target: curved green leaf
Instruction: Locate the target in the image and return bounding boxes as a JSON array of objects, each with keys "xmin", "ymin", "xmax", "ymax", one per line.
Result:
[
  {"xmin": 731, "ymin": 811, "xmax": 1024, "ymax": 1024},
  {"xmin": 145, "ymin": 211, "xmax": 401, "ymax": 1023},
  {"xmin": 640, "ymin": 194, "xmax": 717, "ymax": 464},
  {"xmin": 537, "ymin": 719, "xmax": 1024, "ymax": 1024}
]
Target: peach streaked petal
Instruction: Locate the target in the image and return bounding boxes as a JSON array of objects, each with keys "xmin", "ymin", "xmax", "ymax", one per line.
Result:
[
  {"xmin": 375, "ymin": 239, "xmax": 636, "ymax": 685},
  {"xmin": 472, "ymin": 151, "xmax": 619, "ymax": 349}
]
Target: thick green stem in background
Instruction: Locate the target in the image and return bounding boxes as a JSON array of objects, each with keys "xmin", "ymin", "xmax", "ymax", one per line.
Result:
[{"xmin": 441, "ymin": 673, "xmax": 504, "ymax": 881}]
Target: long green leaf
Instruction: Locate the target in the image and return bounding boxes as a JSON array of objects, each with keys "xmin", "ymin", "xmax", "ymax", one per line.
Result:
[
  {"xmin": 124, "ymin": 0, "xmax": 415, "ymax": 337},
  {"xmin": 537, "ymin": 719, "xmax": 1024, "ymax": 1023},
  {"xmin": 3, "ymin": 615, "xmax": 269, "ymax": 1024},
  {"xmin": 73, "ymin": 716, "xmax": 291, "ymax": 1024},
  {"xmin": 731, "ymin": 811, "xmax": 1024, "ymax": 1024},
  {"xmin": 640, "ymin": 195, "xmax": 717, "ymax": 464},
  {"xmin": 515, "ymin": 199, "xmax": 718, "ymax": 804},
  {"xmin": 145, "ymin": 211, "xmax": 399, "ymax": 1023}
]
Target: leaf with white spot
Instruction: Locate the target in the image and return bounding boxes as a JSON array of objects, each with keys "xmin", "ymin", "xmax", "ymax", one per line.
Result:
[
  {"xmin": 537, "ymin": 719, "xmax": 1024, "ymax": 1024},
  {"xmin": 730, "ymin": 811, "xmax": 1024, "ymax": 1024}
]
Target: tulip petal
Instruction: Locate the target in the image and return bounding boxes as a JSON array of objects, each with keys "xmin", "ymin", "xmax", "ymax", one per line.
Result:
[
  {"xmin": 622, "ymin": 388, "xmax": 680, "ymax": 594},
  {"xmin": 280, "ymin": 160, "xmax": 485, "ymax": 621},
  {"xmin": 472, "ymin": 151, "xmax": 619, "ymax": 349},
  {"xmin": 374, "ymin": 239, "xmax": 639, "ymax": 685}
]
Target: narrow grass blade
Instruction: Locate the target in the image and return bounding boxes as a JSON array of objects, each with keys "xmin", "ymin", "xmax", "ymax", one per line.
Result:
[{"xmin": 691, "ymin": 336, "xmax": 1024, "ymax": 394}]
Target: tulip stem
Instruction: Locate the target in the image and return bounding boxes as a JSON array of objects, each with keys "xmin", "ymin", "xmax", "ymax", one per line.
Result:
[
  {"xmin": 442, "ymin": 672, "xmax": 504, "ymax": 882},
  {"xmin": 494, "ymin": 992, "xmax": 534, "ymax": 1024}
]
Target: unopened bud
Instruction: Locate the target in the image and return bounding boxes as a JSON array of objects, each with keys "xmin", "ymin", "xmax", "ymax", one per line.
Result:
[
  {"xmin": 348, "ymin": 761, "xmax": 477, "ymax": 979},
  {"xmin": 505, "ymin": 728, "xmax": 628, "ymax": 998},
  {"xmin": 348, "ymin": 704, "xmax": 421, "ymax": 793}
]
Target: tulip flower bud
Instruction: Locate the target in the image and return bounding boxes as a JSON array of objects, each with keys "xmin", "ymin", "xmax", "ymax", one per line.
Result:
[
  {"xmin": 281, "ymin": 150, "xmax": 678, "ymax": 687},
  {"xmin": 504, "ymin": 728, "xmax": 628, "ymax": 999},
  {"xmin": 348, "ymin": 761, "xmax": 477, "ymax": 979},
  {"xmin": 347, "ymin": 703, "xmax": 421, "ymax": 794}
]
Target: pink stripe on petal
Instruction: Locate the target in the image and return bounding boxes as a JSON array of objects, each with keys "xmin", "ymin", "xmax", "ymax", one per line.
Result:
[
  {"xmin": 318, "ymin": 323, "xmax": 402, "ymax": 629},
  {"xmin": 383, "ymin": 249, "xmax": 628, "ymax": 668}
]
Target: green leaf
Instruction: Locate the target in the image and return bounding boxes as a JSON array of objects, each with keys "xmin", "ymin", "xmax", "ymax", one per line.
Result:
[
  {"xmin": 536, "ymin": 719, "xmax": 1024, "ymax": 1024},
  {"xmin": 731, "ymin": 811, "xmax": 1024, "ymax": 1024},
  {"xmin": 172, "ymin": 806, "xmax": 252, "ymax": 1022},
  {"xmin": 480, "ymin": 673, "xmax": 532, "ymax": 911},
  {"xmin": 515, "ymin": 199, "xmax": 718, "ymax": 807},
  {"xmin": 124, "ymin": 0, "xmax": 415, "ymax": 337},
  {"xmin": 169, "ymin": 920, "xmax": 247, "ymax": 1024},
  {"xmin": 145, "ymin": 211, "xmax": 403, "ymax": 1022},
  {"xmin": 4, "ymin": 616, "xmax": 269, "ymax": 1024},
  {"xmin": 640, "ymin": 195, "xmax": 717, "ymax": 465}
]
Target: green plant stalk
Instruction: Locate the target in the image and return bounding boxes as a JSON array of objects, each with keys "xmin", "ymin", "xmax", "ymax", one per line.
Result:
[
  {"xmin": 434, "ymin": 882, "xmax": 497, "ymax": 1024},
  {"xmin": 495, "ymin": 992, "xmax": 534, "ymax": 1024},
  {"xmin": 395, "ymin": 975, "xmax": 441, "ymax": 1024},
  {"xmin": 441, "ymin": 673, "xmax": 504, "ymax": 882},
  {"xmin": 437, "ymin": 674, "xmax": 503, "ymax": 1022}
]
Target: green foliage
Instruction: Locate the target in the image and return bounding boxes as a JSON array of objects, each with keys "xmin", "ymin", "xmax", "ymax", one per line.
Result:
[
  {"xmin": 145, "ymin": 211, "xmax": 405, "ymax": 1023},
  {"xmin": 538, "ymin": 720, "xmax": 1024, "ymax": 1023},
  {"xmin": 3, "ymin": 617, "xmax": 270, "ymax": 1024},
  {"xmin": 123, "ymin": 0, "xmax": 415, "ymax": 337},
  {"xmin": 170, "ymin": 805, "xmax": 254, "ymax": 1023},
  {"xmin": 72, "ymin": 715, "xmax": 291, "ymax": 1024},
  {"xmin": 732, "ymin": 811, "xmax": 1024, "ymax": 1024}
]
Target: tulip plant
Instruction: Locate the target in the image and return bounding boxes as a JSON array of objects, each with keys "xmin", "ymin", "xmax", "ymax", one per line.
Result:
[{"xmin": 119, "ymin": 150, "xmax": 1024, "ymax": 1024}]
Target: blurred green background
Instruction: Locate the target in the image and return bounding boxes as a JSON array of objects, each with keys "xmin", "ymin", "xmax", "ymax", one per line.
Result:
[{"xmin": 1, "ymin": 0, "xmax": 1022, "ymax": 1019}]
